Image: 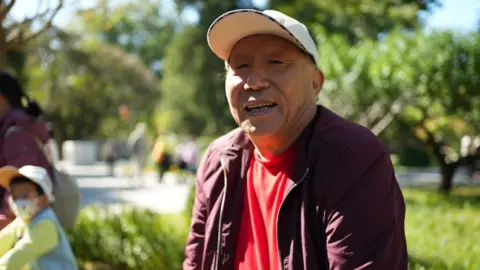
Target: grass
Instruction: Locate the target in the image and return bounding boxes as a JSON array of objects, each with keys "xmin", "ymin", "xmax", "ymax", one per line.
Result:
[{"xmin": 404, "ymin": 186, "xmax": 480, "ymax": 270}]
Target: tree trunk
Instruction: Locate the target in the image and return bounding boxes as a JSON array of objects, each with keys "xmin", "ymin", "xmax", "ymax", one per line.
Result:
[{"xmin": 439, "ymin": 163, "xmax": 456, "ymax": 194}]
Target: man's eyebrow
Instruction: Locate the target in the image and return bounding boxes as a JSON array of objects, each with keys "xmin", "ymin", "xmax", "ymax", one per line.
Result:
[{"xmin": 228, "ymin": 54, "xmax": 250, "ymax": 62}]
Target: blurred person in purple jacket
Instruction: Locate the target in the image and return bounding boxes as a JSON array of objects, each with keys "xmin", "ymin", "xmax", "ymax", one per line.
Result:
[{"xmin": 0, "ymin": 72, "xmax": 51, "ymax": 230}]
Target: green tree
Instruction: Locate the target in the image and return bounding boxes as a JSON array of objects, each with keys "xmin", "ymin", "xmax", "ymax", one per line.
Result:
[
  {"xmin": 269, "ymin": 0, "xmax": 440, "ymax": 43},
  {"xmin": 317, "ymin": 28, "xmax": 479, "ymax": 193},
  {"xmin": 160, "ymin": 0, "xmax": 258, "ymax": 136},
  {"xmin": 71, "ymin": 0, "xmax": 176, "ymax": 79},
  {"xmin": 370, "ymin": 30, "xmax": 477, "ymax": 193},
  {"xmin": 25, "ymin": 28, "xmax": 160, "ymax": 143},
  {"xmin": 390, "ymin": 31, "xmax": 479, "ymax": 193},
  {"xmin": 0, "ymin": 0, "xmax": 63, "ymax": 75}
]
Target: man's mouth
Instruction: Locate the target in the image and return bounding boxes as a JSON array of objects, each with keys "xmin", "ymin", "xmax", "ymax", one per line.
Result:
[{"xmin": 244, "ymin": 102, "xmax": 277, "ymax": 113}]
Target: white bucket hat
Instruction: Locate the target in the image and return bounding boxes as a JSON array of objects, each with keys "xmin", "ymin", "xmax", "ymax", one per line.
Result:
[
  {"xmin": 0, "ymin": 165, "xmax": 55, "ymax": 203},
  {"xmin": 207, "ymin": 9, "xmax": 320, "ymax": 67}
]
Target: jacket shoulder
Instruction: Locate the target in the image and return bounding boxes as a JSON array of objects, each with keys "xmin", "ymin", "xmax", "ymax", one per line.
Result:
[
  {"xmin": 312, "ymin": 107, "xmax": 395, "ymax": 205},
  {"xmin": 207, "ymin": 128, "xmax": 244, "ymax": 153},
  {"xmin": 313, "ymin": 107, "xmax": 387, "ymax": 160}
]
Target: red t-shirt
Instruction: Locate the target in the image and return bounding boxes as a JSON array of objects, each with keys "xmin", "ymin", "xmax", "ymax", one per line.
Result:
[{"xmin": 235, "ymin": 145, "xmax": 297, "ymax": 270}]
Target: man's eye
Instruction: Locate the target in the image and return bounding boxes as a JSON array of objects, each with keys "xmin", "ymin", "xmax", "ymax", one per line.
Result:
[
  {"xmin": 235, "ymin": 64, "xmax": 248, "ymax": 69},
  {"xmin": 269, "ymin": 60, "xmax": 283, "ymax": 64}
]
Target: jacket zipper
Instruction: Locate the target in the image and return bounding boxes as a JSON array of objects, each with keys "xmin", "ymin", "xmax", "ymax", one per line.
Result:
[
  {"xmin": 276, "ymin": 168, "xmax": 310, "ymax": 270},
  {"xmin": 215, "ymin": 158, "xmax": 229, "ymax": 270}
]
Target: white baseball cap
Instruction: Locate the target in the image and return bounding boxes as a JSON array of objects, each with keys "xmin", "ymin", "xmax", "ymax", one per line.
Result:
[
  {"xmin": 207, "ymin": 9, "xmax": 320, "ymax": 67},
  {"xmin": 0, "ymin": 165, "xmax": 55, "ymax": 203}
]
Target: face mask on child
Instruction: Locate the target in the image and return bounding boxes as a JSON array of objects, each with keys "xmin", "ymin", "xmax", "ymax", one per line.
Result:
[{"xmin": 12, "ymin": 198, "xmax": 39, "ymax": 222}]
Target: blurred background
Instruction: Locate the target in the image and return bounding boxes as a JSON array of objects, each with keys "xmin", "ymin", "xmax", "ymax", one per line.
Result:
[{"xmin": 1, "ymin": 0, "xmax": 479, "ymax": 269}]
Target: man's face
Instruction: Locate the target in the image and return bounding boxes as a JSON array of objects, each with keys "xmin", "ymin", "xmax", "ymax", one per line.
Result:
[{"xmin": 225, "ymin": 34, "xmax": 323, "ymax": 138}]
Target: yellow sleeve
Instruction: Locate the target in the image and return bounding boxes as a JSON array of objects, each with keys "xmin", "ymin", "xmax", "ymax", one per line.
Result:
[
  {"xmin": 0, "ymin": 219, "xmax": 22, "ymax": 257},
  {"xmin": 0, "ymin": 219, "xmax": 59, "ymax": 270}
]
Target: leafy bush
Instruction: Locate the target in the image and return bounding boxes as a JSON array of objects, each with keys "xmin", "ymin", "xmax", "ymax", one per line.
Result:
[{"xmin": 68, "ymin": 206, "xmax": 187, "ymax": 270}]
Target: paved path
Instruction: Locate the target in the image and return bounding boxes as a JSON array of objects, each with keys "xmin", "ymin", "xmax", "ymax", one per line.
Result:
[
  {"xmin": 63, "ymin": 162, "xmax": 477, "ymax": 214},
  {"xmin": 76, "ymin": 174, "xmax": 191, "ymax": 214},
  {"xmin": 62, "ymin": 161, "xmax": 193, "ymax": 214}
]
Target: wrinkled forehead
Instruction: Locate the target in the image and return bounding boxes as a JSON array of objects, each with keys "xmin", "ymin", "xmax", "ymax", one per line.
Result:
[
  {"xmin": 224, "ymin": 34, "xmax": 317, "ymax": 69},
  {"xmin": 229, "ymin": 34, "xmax": 301, "ymax": 58}
]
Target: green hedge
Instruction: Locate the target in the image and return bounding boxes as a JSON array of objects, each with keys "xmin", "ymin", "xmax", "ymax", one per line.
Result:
[{"xmin": 68, "ymin": 206, "xmax": 187, "ymax": 270}]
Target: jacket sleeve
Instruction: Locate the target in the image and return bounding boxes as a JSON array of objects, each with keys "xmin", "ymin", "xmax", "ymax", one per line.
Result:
[
  {"xmin": 0, "ymin": 219, "xmax": 59, "ymax": 270},
  {"xmin": 325, "ymin": 146, "xmax": 408, "ymax": 270},
  {"xmin": 183, "ymin": 147, "xmax": 214, "ymax": 270},
  {"xmin": 0, "ymin": 218, "xmax": 20, "ymax": 257},
  {"xmin": 3, "ymin": 129, "xmax": 48, "ymax": 169}
]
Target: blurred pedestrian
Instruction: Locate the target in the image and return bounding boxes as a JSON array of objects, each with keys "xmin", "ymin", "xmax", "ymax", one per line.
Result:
[
  {"xmin": 101, "ymin": 139, "xmax": 119, "ymax": 177},
  {"xmin": 0, "ymin": 72, "xmax": 51, "ymax": 230},
  {"xmin": 151, "ymin": 130, "xmax": 175, "ymax": 183},
  {"xmin": 127, "ymin": 123, "xmax": 147, "ymax": 185},
  {"xmin": 179, "ymin": 136, "xmax": 199, "ymax": 174}
]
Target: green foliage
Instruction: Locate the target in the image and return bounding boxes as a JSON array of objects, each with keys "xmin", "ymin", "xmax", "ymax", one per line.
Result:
[
  {"xmin": 317, "ymin": 29, "xmax": 479, "ymax": 174},
  {"xmin": 160, "ymin": 0, "xmax": 257, "ymax": 136},
  {"xmin": 69, "ymin": 206, "xmax": 187, "ymax": 270},
  {"xmin": 269, "ymin": 0, "xmax": 440, "ymax": 43},
  {"xmin": 0, "ymin": 0, "xmax": 63, "ymax": 71},
  {"xmin": 25, "ymin": 28, "xmax": 160, "ymax": 141},
  {"xmin": 404, "ymin": 187, "xmax": 480, "ymax": 269},
  {"xmin": 72, "ymin": 0, "xmax": 176, "ymax": 79}
]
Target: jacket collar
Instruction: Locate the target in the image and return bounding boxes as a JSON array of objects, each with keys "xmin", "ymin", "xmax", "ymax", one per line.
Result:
[{"xmin": 289, "ymin": 106, "xmax": 322, "ymax": 183}]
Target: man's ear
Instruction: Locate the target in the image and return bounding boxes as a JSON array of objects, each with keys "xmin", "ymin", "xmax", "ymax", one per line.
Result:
[{"xmin": 312, "ymin": 69, "xmax": 324, "ymax": 95}]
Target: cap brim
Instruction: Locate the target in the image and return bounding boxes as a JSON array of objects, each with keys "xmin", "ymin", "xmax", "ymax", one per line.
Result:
[
  {"xmin": 0, "ymin": 166, "xmax": 55, "ymax": 202},
  {"xmin": 0, "ymin": 166, "xmax": 21, "ymax": 189},
  {"xmin": 207, "ymin": 9, "xmax": 303, "ymax": 62}
]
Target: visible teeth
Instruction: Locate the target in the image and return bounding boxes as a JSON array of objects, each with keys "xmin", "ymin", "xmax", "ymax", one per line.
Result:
[
  {"xmin": 250, "ymin": 106, "xmax": 271, "ymax": 112},
  {"xmin": 246, "ymin": 103, "xmax": 275, "ymax": 109}
]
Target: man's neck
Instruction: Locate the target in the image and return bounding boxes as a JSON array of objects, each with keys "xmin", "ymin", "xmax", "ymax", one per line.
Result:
[{"xmin": 249, "ymin": 106, "xmax": 317, "ymax": 159}]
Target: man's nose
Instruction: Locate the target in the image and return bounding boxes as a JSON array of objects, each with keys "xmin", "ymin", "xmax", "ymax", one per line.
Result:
[{"xmin": 244, "ymin": 68, "xmax": 269, "ymax": 91}]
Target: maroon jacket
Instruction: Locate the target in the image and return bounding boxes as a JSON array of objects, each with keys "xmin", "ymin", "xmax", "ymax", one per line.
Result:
[
  {"xmin": 0, "ymin": 109, "xmax": 51, "ymax": 229},
  {"xmin": 184, "ymin": 106, "xmax": 407, "ymax": 270}
]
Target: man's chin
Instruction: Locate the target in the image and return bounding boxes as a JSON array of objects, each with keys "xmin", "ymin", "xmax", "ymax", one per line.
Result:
[{"xmin": 241, "ymin": 123, "xmax": 278, "ymax": 138}]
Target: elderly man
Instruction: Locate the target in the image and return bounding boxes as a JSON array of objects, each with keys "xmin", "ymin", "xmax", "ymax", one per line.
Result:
[{"xmin": 184, "ymin": 9, "xmax": 408, "ymax": 270}]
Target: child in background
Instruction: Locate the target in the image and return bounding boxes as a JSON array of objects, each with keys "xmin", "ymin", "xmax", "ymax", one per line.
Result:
[{"xmin": 0, "ymin": 165, "xmax": 77, "ymax": 270}]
